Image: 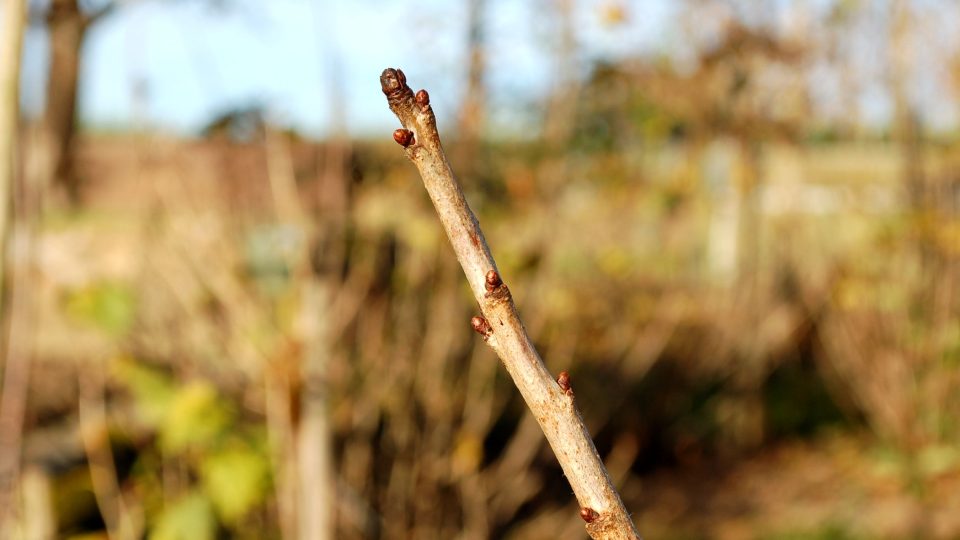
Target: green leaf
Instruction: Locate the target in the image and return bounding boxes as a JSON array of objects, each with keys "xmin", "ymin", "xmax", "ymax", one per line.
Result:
[
  {"xmin": 65, "ymin": 281, "xmax": 137, "ymax": 336},
  {"xmin": 200, "ymin": 446, "xmax": 271, "ymax": 523},
  {"xmin": 111, "ymin": 358, "xmax": 175, "ymax": 429},
  {"xmin": 150, "ymin": 493, "xmax": 216, "ymax": 540},
  {"xmin": 160, "ymin": 381, "xmax": 231, "ymax": 453}
]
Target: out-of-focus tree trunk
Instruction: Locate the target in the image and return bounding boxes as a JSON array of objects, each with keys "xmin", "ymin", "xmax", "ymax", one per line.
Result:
[
  {"xmin": 263, "ymin": 120, "xmax": 339, "ymax": 540},
  {"xmin": 281, "ymin": 6, "xmax": 350, "ymax": 538},
  {"xmin": 44, "ymin": 0, "xmax": 86, "ymax": 202},
  {"xmin": 542, "ymin": 0, "xmax": 578, "ymax": 151},
  {"xmin": 538, "ymin": 0, "xmax": 579, "ymax": 201},
  {"xmin": 296, "ymin": 102, "xmax": 348, "ymax": 540},
  {"xmin": 455, "ymin": 0, "xmax": 486, "ymax": 176},
  {"xmin": 0, "ymin": 0, "xmax": 27, "ymax": 533},
  {"xmin": 890, "ymin": 0, "xmax": 924, "ymax": 215},
  {"xmin": 0, "ymin": 0, "xmax": 26, "ymax": 290},
  {"xmin": 889, "ymin": 0, "xmax": 940, "ymax": 323},
  {"xmin": 42, "ymin": 0, "xmax": 114, "ymax": 203},
  {"xmin": 735, "ymin": 137, "xmax": 761, "ymax": 306},
  {"xmin": 730, "ymin": 136, "xmax": 765, "ymax": 452}
]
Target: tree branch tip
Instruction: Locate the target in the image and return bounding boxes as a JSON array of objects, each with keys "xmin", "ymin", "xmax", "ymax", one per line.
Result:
[
  {"xmin": 380, "ymin": 67, "xmax": 406, "ymax": 94},
  {"xmin": 380, "ymin": 67, "xmax": 415, "ymax": 113},
  {"xmin": 579, "ymin": 507, "xmax": 600, "ymax": 523}
]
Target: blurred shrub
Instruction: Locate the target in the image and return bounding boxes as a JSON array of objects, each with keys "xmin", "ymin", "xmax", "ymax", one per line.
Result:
[
  {"xmin": 112, "ymin": 359, "xmax": 272, "ymax": 537},
  {"xmin": 151, "ymin": 493, "xmax": 216, "ymax": 540},
  {"xmin": 65, "ymin": 281, "xmax": 137, "ymax": 336}
]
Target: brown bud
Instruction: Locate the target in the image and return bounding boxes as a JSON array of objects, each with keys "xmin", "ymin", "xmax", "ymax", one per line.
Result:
[
  {"xmin": 557, "ymin": 371, "xmax": 571, "ymax": 394},
  {"xmin": 415, "ymin": 89, "xmax": 430, "ymax": 109},
  {"xmin": 484, "ymin": 270, "xmax": 502, "ymax": 292},
  {"xmin": 579, "ymin": 507, "xmax": 599, "ymax": 523},
  {"xmin": 380, "ymin": 68, "xmax": 414, "ymax": 109},
  {"xmin": 393, "ymin": 128, "xmax": 415, "ymax": 147},
  {"xmin": 470, "ymin": 316, "xmax": 492, "ymax": 338},
  {"xmin": 380, "ymin": 68, "xmax": 404, "ymax": 95}
]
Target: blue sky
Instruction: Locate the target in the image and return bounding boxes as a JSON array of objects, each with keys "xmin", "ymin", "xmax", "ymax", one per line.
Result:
[
  {"xmin": 19, "ymin": 0, "xmax": 673, "ymax": 138},
  {"xmin": 19, "ymin": 0, "xmax": 959, "ymax": 138}
]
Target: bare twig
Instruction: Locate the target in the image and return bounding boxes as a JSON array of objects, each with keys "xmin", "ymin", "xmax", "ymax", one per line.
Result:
[
  {"xmin": 78, "ymin": 360, "xmax": 140, "ymax": 540},
  {"xmin": 380, "ymin": 68, "xmax": 641, "ymax": 540}
]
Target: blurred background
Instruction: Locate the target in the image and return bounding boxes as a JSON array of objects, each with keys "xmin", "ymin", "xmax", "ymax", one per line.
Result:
[{"xmin": 0, "ymin": 0, "xmax": 959, "ymax": 538}]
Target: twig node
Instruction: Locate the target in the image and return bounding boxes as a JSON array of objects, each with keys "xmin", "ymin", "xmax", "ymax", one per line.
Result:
[
  {"xmin": 470, "ymin": 316, "xmax": 493, "ymax": 339},
  {"xmin": 579, "ymin": 507, "xmax": 599, "ymax": 523}
]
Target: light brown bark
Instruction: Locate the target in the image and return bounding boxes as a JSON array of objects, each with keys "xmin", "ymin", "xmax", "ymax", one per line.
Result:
[{"xmin": 380, "ymin": 68, "xmax": 641, "ymax": 540}]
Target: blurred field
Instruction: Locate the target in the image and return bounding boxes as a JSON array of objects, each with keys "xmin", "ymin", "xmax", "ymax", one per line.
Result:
[
  {"xmin": 3, "ymin": 1, "xmax": 960, "ymax": 539},
  {"xmin": 7, "ymin": 129, "xmax": 957, "ymax": 539}
]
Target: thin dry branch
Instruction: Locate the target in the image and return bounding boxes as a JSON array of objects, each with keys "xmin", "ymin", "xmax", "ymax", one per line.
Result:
[{"xmin": 380, "ymin": 68, "xmax": 641, "ymax": 540}]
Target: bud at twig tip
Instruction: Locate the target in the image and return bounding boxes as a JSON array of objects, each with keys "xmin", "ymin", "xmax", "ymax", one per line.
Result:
[
  {"xmin": 393, "ymin": 128, "xmax": 415, "ymax": 147},
  {"xmin": 579, "ymin": 507, "xmax": 599, "ymax": 523},
  {"xmin": 484, "ymin": 270, "xmax": 502, "ymax": 292},
  {"xmin": 380, "ymin": 68, "xmax": 403, "ymax": 94},
  {"xmin": 380, "ymin": 68, "xmax": 413, "ymax": 109}
]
